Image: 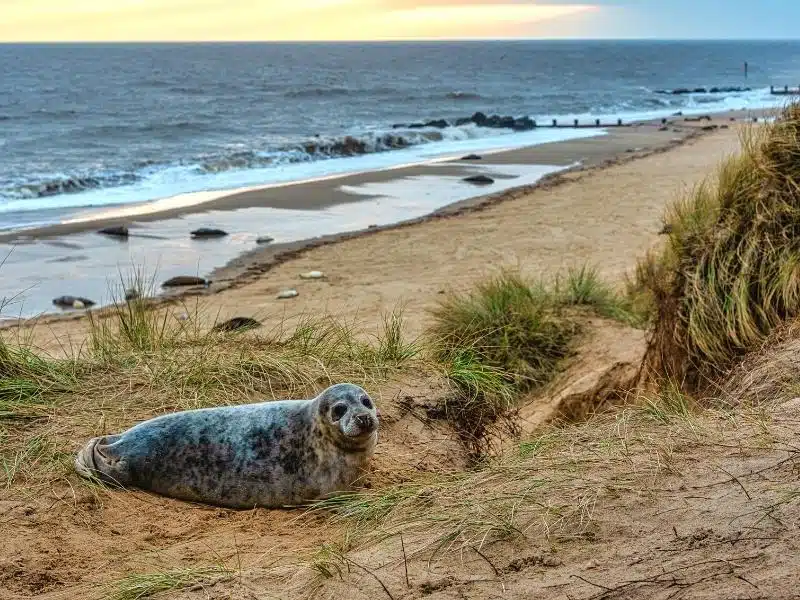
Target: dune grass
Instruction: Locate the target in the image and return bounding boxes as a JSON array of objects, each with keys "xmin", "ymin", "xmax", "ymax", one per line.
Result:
[
  {"xmin": 557, "ymin": 264, "xmax": 652, "ymax": 327},
  {"xmin": 639, "ymin": 103, "xmax": 800, "ymax": 390},
  {"xmin": 105, "ymin": 564, "xmax": 233, "ymax": 600},
  {"xmin": 428, "ymin": 270, "xmax": 577, "ymax": 394},
  {"xmin": 429, "ymin": 267, "xmax": 645, "ymax": 395},
  {"xmin": 0, "ymin": 335, "xmax": 77, "ymax": 421},
  {"xmin": 1, "ymin": 284, "xmax": 423, "ymax": 492}
]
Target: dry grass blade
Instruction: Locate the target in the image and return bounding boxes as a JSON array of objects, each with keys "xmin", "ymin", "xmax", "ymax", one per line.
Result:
[{"xmin": 104, "ymin": 565, "xmax": 233, "ymax": 600}]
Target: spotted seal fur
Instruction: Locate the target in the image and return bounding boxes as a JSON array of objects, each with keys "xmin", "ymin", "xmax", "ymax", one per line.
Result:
[{"xmin": 74, "ymin": 383, "xmax": 378, "ymax": 509}]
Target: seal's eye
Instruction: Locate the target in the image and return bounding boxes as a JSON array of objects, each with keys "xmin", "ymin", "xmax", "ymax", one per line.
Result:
[
  {"xmin": 361, "ymin": 396, "xmax": 373, "ymax": 409},
  {"xmin": 331, "ymin": 404, "xmax": 347, "ymax": 421}
]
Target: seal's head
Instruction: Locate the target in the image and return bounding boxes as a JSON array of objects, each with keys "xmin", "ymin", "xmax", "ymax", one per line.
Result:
[{"xmin": 316, "ymin": 383, "xmax": 379, "ymax": 449}]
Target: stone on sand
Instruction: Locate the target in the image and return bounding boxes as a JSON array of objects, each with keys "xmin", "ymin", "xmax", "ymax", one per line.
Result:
[
  {"xmin": 190, "ymin": 228, "xmax": 228, "ymax": 239},
  {"xmin": 52, "ymin": 295, "xmax": 95, "ymax": 309},
  {"xmin": 98, "ymin": 225, "xmax": 129, "ymax": 238},
  {"xmin": 462, "ymin": 175, "xmax": 494, "ymax": 185},
  {"xmin": 162, "ymin": 276, "xmax": 208, "ymax": 288},
  {"xmin": 212, "ymin": 317, "xmax": 261, "ymax": 333},
  {"xmin": 299, "ymin": 271, "xmax": 325, "ymax": 279}
]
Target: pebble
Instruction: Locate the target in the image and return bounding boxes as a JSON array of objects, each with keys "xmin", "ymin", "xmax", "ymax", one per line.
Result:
[
  {"xmin": 299, "ymin": 271, "xmax": 325, "ymax": 279},
  {"xmin": 277, "ymin": 289, "xmax": 299, "ymax": 299}
]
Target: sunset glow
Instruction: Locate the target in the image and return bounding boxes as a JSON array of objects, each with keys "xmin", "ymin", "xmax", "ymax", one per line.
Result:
[{"xmin": 0, "ymin": 0, "xmax": 597, "ymax": 42}]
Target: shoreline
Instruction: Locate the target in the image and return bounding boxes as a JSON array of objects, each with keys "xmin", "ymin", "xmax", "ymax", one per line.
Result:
[
  {"xmin": 0, "ymin": 109, "xmax": 765, "ymax": 326},
  {"xmin": 0, "ymin": 128, "xmax": 607, "ymax": 244},
  {"xmin": 0, "ymin": 109, "xmax": 762, "ymax": 245}
]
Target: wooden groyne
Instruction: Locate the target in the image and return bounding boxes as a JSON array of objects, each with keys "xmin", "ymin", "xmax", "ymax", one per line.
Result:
[
  {"xmin": 530, "ymin": 118, "xmax": 627, "ymax": 129},
  {"xmin": 770, "ymin": 86, "xmax": 800, "ymax": 96}
]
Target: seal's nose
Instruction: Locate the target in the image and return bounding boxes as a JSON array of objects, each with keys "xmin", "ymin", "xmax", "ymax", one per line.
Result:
[{"xmin": 355, "ymin": 414, "xmax": 373, "ymax": 429}]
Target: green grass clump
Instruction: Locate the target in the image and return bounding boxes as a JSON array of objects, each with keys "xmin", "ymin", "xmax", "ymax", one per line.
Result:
[
  {"xmin": 429, "ymin": 267, "xmax": 643, "ymax": 393},
  {"xmin": 558, "ymin": 265, "xmax": 651, "ymax": 327},
  {"xmin": 429, "ymin": 270, "xmax": 577, "ymax": 393},
  {"xmin": 426, "ymin": 268, "xmax": 645, "ymax": 450},
  {"xmin": 374, "ymin": 308, "xmax": 420, "ymax": 365},
  {"xmin": 0, "ymin": 338, "xmax": 76, "ymax": 420},
  {"xmin": 639, "ymin": 103, "xmax": 800, "ymax": 389}
]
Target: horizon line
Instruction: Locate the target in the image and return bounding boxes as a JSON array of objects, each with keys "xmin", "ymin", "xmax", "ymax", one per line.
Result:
[{"xmin": 1, "ymin": 37, "xmax": 799, "ymax": 44}]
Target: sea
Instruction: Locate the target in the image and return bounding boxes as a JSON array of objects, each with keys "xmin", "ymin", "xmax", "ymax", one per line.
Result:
[{"xmin": 2, "ymin": 40, "xmax": 799, "ymax": 233}]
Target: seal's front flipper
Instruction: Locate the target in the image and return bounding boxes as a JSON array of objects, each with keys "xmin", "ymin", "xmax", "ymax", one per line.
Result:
[{"xmin": 74, "ymin": 434, "xmax": 130, "ymax": 488}]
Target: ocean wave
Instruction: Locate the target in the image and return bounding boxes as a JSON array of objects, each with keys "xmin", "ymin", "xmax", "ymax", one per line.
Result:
[
  {"xmin": 445, "ymin": 91, "xmax": 481, "ymax": 100},
  {"xmin": 3, "ymin": 172, "xmax": 141, "ymax": 200},
  {"xmin": 1, "ymin": 87, "xmax": 780, "ymax": 206},
  {"xmin": 198, "ymin": 130, "xmax": 458, "ymax": 173},
  {"xmin": 0, "ymin": 122, "xmax": 498, "ymax": 203},
  {"xmin": 85, "ymin": 120, "xmax": 212, "ymax": 137},
  {"xmin": 284, "ymin": 87, "xmax": 354, "ymax": 98}
]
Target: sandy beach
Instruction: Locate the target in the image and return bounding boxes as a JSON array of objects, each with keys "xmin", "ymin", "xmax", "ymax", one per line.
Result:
[{"xmin": 1, "ymin": 112, "xmax": 748, "ymax": 355}]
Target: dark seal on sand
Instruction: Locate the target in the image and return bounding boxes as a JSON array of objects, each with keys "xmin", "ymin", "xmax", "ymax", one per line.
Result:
[{"xmin": 74, "ymin": 383, "xmax": 379, "ymax": 509}]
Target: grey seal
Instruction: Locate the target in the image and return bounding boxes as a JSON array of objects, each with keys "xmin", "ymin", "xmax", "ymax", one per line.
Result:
[{"xmin": 74, "ymin": 383, "xmax": 378, "ymax": 509}]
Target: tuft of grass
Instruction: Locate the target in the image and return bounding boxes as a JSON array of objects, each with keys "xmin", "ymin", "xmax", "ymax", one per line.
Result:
[
  {"xmin": 374, "ymin": 307, "xmax": 419, "ymax": 365},
  {"xmin": 1, "ymin": 433, "xmax": 73, "ymax": 489},
  {"xmin": 559, "ymin": 265, "xmax": 650, "ymax": 327},
  {"xmin": 105, "ymin": 565, "xmax": 233, "ymax": 600},
  {"xmin": 426, "ymin": 268, "xmax": 646, "ymax": 452},
  {"xmin": 640, "ymin": 103, "xmax": 800, "ymax": 390},
  {"xmin": 429, "ymin": 270, "xmax": 577, "ymax": 393},
  {"xmin": 308, "ymin": 543, "xmax": 348, "ymax": 580},
  {"xmin": 0, "ymin": 337, "xmax": 76, "ymax": 419},
  {"xmin": 442, "ymin": 350, "xmax": 514, "ymax": 407},
  {"xmin": 88, "ymin": 269, "xmax": 185, "ymax": 357},
  {"xmin": 640, "ymin": 381, "xmax": 697, "ymax": 424}
]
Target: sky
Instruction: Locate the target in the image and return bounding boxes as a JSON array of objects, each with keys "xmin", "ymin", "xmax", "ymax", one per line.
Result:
[{"xmin": 0, "ymin": 0, "xmax": 798, "ymax": 42}]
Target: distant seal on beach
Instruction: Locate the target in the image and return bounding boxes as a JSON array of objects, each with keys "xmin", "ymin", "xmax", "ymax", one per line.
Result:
[{"xmin": 74, "ymin": 383, "xmax": 379, "ymax": 509}]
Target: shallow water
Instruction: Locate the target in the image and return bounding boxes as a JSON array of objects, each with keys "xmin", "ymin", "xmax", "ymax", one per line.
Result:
[{"xmin": 0, "ymin": 160, "xmax": 567, "ymax": 318}]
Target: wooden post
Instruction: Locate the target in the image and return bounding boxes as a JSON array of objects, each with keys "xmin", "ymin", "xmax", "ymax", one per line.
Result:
[
  {"xmin": 574, "ymin": 118, "xmax": 579, "ymax": 128},
  {"xmin": 552, "ymin": 119, "xmax": 557, "ymax": 127},
  {"xmin": 595, "ymin": 118, "xmax": 600, "ymax": 127},
  {"xmin": 770, "ymin": 85, "xmax": 774, "ymax": 94},
  {"xmin": 617, "ymin": 118, "xmax": 622, "ymax": 126}
]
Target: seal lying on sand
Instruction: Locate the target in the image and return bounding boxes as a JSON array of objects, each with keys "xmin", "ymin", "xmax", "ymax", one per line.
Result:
[{"xmin": 74, "ymin": 383, "xmax": 378, "ymax": 509}]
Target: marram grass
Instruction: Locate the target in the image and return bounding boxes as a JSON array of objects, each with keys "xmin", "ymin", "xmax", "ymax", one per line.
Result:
[{"xmin": 640, "ymin": 102, "xmax": 800, "ymax": 389}]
